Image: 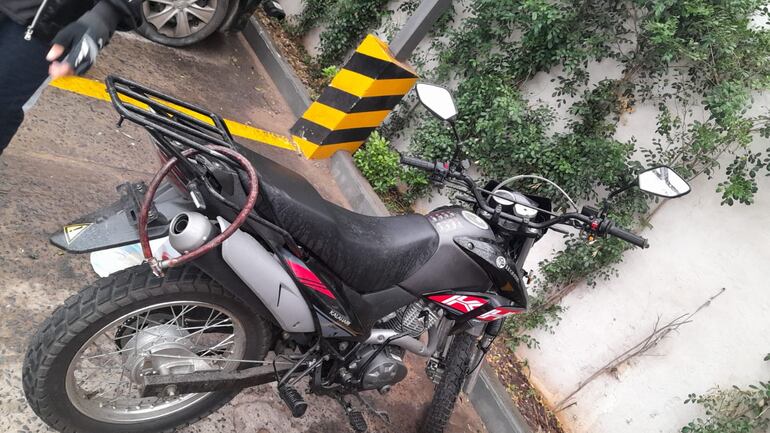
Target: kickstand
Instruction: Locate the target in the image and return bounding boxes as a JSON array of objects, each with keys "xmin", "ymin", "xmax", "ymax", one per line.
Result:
[{"xmin": 354, "ymin": 394, "xmax": 391, "ymax": 425}]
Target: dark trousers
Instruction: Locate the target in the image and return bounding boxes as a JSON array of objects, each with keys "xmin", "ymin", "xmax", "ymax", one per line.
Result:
[{"xmin": 0, "ymin": 16, "xmax": 50, "ymax": 154}]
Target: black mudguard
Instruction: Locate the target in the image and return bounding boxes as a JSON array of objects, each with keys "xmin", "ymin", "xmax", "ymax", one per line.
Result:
[{"xmin": 50, "ymin": 181, "xmax": 195, "ymax": 253}]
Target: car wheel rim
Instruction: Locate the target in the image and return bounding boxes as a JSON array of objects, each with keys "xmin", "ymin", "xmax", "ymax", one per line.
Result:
[{"xmin": 143, "ymin": 0, "xmax": 219, "ymax": 39}]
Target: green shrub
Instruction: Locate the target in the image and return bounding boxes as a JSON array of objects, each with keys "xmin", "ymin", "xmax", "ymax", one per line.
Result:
[
  {"xmin": 681, "ymin": 354, "xmax": 770, "ymax": 433},
  {"xmin": 354, "ymin": 131, "xmax": 428, "ymax": 211},
  {"xmin": 354, "ymin": 131, "xmax": 402, "ymax": 194}
]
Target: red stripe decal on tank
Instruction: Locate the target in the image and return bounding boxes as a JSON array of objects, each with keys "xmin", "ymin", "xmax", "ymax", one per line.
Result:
[
  {"xmin": 476, "ymin": 307, "xmax": 525, "ymax": 321},
  {"xmin": 427, "ymin": 294, "xmax": 487, "ymax": 313},
  {"xmin": 288, "ymin": 261, "xmax": 336, "ymax": 299}
]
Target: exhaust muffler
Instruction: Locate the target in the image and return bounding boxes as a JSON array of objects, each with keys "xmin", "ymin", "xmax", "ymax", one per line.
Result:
[{"xmin": 168, "ymin": 212, "xmax": 216, "ymax": 253}]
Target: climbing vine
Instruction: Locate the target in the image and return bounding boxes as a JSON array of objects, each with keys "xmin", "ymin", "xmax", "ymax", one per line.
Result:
[{"xmin": 290, "ymin": 0, "xmax": 392, "ymax": 67}]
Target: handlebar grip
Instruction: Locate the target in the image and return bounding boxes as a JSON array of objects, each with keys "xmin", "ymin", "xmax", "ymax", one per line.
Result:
[
  {"xmin": 607, "ymin": 225, "xmax": 649, "ymax": 248},
  {"xmin": 400, "ymin": 154, "xmax": 437, "ymax": 172}
]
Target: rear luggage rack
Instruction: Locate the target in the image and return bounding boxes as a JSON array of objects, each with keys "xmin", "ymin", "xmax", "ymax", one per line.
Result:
[
  {"xmin": 105, "ymin": 75, "xmax": 306, "ymax": 259},
  {"xmin": 105, "ymin": 75, "xmax": 237, "ymax": 157}
]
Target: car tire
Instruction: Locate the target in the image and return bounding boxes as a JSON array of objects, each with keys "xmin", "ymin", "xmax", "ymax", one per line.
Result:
[{"xmin": 136, "ymin": 0, "xmax": 232, "ymax": 47}]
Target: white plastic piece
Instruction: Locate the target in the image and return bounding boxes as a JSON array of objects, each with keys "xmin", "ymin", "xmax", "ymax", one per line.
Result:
[{"xmin": 90, "ymin": 237, "xmax": 180, "ymax": 278}]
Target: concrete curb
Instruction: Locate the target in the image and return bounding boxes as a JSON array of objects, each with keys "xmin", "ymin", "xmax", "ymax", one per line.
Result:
[
  {"xmin": 469, "ymin": 363, "xmax": 534, "ymax": 433},
  {"xmin": 330, "ymin": 151, "xmax": 390, "ymax": 216},
  {"xmin": 241, "ymin": 18, "xmax": 532, "ymax": 433},
  {"xmin": 242, "ymin": 18, "xmax": 312, "ymax": 118}
]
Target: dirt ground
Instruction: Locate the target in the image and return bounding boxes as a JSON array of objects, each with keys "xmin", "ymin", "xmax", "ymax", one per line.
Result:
[
  {"xmin": 0, "ymin": 31, "xmax": 484, "ymax": 433},
  {"xmin": 487, "ymin": 343, "xmax": 564, "ymax": 433}
]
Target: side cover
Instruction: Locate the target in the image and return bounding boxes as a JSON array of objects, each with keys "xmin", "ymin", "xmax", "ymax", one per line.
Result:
[{"xmin": 217, "ymin": 218, "xmax": 316, "ymax": 333}]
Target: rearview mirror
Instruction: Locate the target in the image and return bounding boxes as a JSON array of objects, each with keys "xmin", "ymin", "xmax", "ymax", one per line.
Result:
[
  {"xmin": 416, "ymin": 83, "xmax": 457, "ymax": 122},
  {"xmin": 638, "ymin": 166, "xmax": 691, "ymax": 198}
]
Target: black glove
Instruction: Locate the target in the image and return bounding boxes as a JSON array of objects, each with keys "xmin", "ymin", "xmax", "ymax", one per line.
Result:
[{"xmin": 50, "ymin": 1, "xmax": 121, "ymax": 75}]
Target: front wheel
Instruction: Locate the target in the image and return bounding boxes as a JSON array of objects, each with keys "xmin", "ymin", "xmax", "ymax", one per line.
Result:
[
  {"xmin": 420, "ymin": 332, "xmax": 477, "ymax": 433},
  {"xmin": 23, "ymin": 264, "xmax": 272, "ymax": 433}
]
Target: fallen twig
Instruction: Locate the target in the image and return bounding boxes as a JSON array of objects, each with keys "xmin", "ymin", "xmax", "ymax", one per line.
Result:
[{"xmin": 554, "ymin": 287, "xmax": 726, "ymax": 411}]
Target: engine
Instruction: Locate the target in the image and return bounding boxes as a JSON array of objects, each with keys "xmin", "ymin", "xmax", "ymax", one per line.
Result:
[
  {"xmin": 343, "ymin": 302, "xmax": 440, "ymax": 391},
  {"xmin": 348, "ymin": 345, "xmax": 408, "ymax": 391},
  {"xmin": 376, "ymin": 301, "xmax": 439, "ymax": 338}
]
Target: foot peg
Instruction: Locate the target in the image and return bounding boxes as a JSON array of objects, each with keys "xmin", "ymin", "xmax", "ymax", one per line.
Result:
[
  {"xmin": 348, "ymin": 410, "xmax": 368, "ymax": 433},
  {"xmin": 278, "ymin": 385, "xmax": 307, "ymax": 418}
]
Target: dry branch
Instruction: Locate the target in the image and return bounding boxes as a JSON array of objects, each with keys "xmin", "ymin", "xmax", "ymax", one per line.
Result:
[{"xmin": 554, "ymin": 287, "xmax": 726, "ymax": 411}]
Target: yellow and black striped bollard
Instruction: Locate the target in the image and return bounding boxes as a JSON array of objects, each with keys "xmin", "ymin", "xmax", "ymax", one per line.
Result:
[{"xmin": 291, "ymin": 35, "xmax": 418, "ymax": 159}]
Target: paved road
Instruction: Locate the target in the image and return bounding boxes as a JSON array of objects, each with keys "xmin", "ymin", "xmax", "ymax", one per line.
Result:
[{"xmin": 0, "ymin": 31, "xmax": 485, "ymax": 433}]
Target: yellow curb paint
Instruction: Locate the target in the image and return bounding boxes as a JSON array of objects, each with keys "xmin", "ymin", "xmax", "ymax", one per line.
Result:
[{"xmin": 50, "ymin": 76, "xmax": 296, "ymax": 152}]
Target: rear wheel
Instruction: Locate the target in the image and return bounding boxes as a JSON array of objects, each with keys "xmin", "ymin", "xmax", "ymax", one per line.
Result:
[
  {"xmin": 23, "ymin": 264, "xmax": 272, "ymax": 433},
  {"xmin": 420, "ymin": 333, "xmax": 476, "ymax": 433}
]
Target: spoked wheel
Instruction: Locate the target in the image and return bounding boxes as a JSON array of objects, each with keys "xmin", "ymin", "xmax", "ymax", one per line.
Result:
[{"xmin": 23, "ymin": 264, "xmax": 272, "ymax": 433}]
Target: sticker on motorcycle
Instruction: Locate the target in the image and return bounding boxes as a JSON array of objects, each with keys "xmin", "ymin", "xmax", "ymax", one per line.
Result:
[
  {"xmin": 427, "ymin": 294, "xmax": 487, "ymax": 313},
  {"xmin": 476, "ymin": 307, "xmax": 525, "ymax": 321},
  {"xmin": 63, "ymin": 223, "xmax": 92, "ymax": 244},
  {"xmin": 287, "ymin": 260, "xmax": 336, "ymax": 299}
]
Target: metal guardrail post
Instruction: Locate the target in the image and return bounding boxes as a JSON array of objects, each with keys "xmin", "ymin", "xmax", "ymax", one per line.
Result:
[{"xmin": 389, "ymin": 0, "xmax": 454, "ymax": 62}]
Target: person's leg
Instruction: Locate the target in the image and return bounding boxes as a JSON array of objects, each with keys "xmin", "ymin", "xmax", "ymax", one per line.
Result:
[{"xmin": 0, "ymin": 16, "xmax": 51, "ymax": 155}]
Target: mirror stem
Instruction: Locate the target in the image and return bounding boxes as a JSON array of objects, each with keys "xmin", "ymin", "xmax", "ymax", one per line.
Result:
[
  {"xmin": 602, "ymin": 181, "xmax": 634, "ymax": 215},
  {"xmin": 450, "ymin": 121, "xmax": 460, "ymax": 142},
  {"xmin": 449, "ymin": 121, "xmax": 462, "ymax": 171}
]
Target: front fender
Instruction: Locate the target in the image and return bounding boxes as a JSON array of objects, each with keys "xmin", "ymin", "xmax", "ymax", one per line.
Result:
[{"xmin": 50, "ymin": 182, "xmax": 194, "ymax": 253}]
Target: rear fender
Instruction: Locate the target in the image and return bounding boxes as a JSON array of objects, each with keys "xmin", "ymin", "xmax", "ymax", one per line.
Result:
[{"xmin": 50, "ymin": 182, "xmax": 194, "ymax": 253}]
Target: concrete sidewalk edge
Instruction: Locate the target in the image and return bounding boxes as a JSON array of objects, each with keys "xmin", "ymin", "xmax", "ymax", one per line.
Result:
[
  {"xmin": 469, "ymin": 363, "xmax": 534, "ymax": 433},
  {"xmin": 241, "ymin": 18, "xmax": 532, "ymax": 433},
  {"xmin": 243, "ymin": 18, "xmax": 312, "ymax": 118},
  {"xmin": 330, "ymin": 151, "xmax": 390, "ymax": 216}
]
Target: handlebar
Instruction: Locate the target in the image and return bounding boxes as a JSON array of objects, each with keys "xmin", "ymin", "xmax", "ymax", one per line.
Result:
[
  {"xmin": 607, "ymin": 225, "xmax": 649, "ymax": 248},
  {"xmin": 400, "ymin": 154, "xmax": 439, "ymax": 172},
  {"xmin": 400, "ymin": 153, "xmax": 649, "ymax": 248}
]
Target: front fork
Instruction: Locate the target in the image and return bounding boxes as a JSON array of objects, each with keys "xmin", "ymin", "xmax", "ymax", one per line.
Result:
[
  {"xmin": 426, "ymin": 318, "xmax": 505, "ymax": 389},
  {"xmin": 463, "ymin": 318, "xmax": 504, "ymax": 392}
]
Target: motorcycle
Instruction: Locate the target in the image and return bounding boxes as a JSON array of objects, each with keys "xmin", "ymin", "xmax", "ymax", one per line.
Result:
[{"xmin": 22, "ymin": 77, "xmax": 691, "ymax": 433}]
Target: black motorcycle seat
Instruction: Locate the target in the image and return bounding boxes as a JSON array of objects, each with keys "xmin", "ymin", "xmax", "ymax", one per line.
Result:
[{"xmin": 239, "ymin": 147, "xmax": 439, "ymax": 293}]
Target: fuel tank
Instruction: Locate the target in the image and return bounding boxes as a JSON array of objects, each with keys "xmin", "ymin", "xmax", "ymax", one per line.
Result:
[{"xmin": 399, "ymin": 207, "xmax": 495, "ymax": 296}]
